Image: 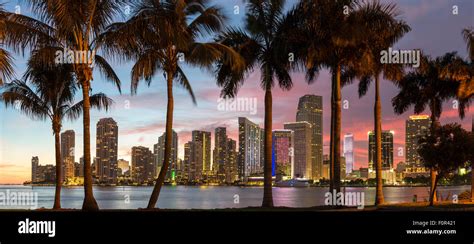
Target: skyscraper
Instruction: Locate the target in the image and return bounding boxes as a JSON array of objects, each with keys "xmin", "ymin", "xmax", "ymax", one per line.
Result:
[
  {"xmin": 131, "ymin": 146, "xmax": 153, "ymax": 184},
  {"xmin": 96, "ymin": 118, "xmax": 118, "ymax": 183},
  {"xmin": 214, "ymin": 127, "xmax": 228, "ymax": 182},
  {"xmin": 343, "ymin": 133, "xmax": 354, "ymax": 174},
  {"xmin": 183, "ymin": 142, "xmax": 192, "ymax": 182},
  {"xmin": 191, "ymin": 130, "xmax": 211, "ymax": 181},
  {"xmin": 60, "ymin": 130, "xmax": 75, "ymax": 182},
  {"xmin": 154, "ymin": 130, "xmax": 178, "ymax": 180},
  {"xmin": 225, "ymin": 138, "xmax": 237, "ymax": 184},
  {"xmin": 405, "ymin": 115, "xmax": 431, "ymax": 168},
  {"xmin": 284, "ymin": 122, "xmax": 312, "ymax": 179},
  {"xmin": 272, "ymin": 130, "xmax": 294, "ymax": 178},
  {"xmin": 238, "ymin": 117, "xmax": 264, "ymax": 181},
  {"xmin": 368, "ymin": 130, "xmax": 394, "ymax": 171},
  {"xmin": 31, "ymin": 156, "xmax": 39, "ymax": 183},
  {"xmin": 186, "ymin": 140, "xmax": 203, "ymax": 182},
  {"xmin": 296, "ymin": 95, "xmax": 323, "ymax": 180}
]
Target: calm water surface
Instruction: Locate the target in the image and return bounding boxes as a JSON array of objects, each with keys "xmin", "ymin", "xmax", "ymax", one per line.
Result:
[{"xmin": 0, "ymin": 185, "xmax": 469, "ymax": 209}]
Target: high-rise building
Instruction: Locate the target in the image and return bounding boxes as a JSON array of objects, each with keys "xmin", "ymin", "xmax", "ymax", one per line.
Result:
[
  {"xmin": 296, "ymin": 95, "xmax": 323, "ymax": 180},
  {"xmin": 225, "ymin": 138, "xmax": 238, "ymax": 184},
  {"xmin": 213, "ymin": 127, "xmax": 228, "ymax": 182},
  {"xmin": 185, "ymin": 140, "xmax": 202, "ymax": 182},
  {"xmin": 131, "ymin": 146, "xmax": 154, "ymax": 184},
  {"xmin": 183, "ymin": 142, "xmax": 192, "ymax": 182},
  {"xmin": 405, "ymin": 115, "xmax": 431, "ymax": 168},
  {"xmin": 238, "ymin": 117, "xmax": 264, "ymax": 181},
  {"xmin": 340, "ymin": 156, "xmax": 346, "ymax": 180},
  {"xmin": 154, "ymin": 130, "xmax": 178, "ymax": 180},
  {"xmin": 368, "ymin": 130, "xmax": 394, "ymax": 171},
  {"xmin": 272, "ymin": 130, "xmax": 294, "ymax": 178},
  {"xmin": 31, "ymin": 156, "xmax": 39, "ymax": 183},
  {"xmin": 60, "ymin": 130, "xmax": 75, "ymax": 182},
  {"xmin": 284, "ymin": 122, "xmax": 312, "ymax": 179},
  {"xmin": 31, "ymin": 157, "xmax": 56, "ymax": 184},
  {"xmin": 74, "ymin": 160, "xmax": 84, "ymax": 178},
  {"xmin": 96, "ymin": 118, "xmax": 118, "ymax": 183},
  {"xmin": 343, "ymin": 133, "xmax": 354, "ymax": 174},
  {"xmin": 322, "ymin": 154, "xmax": 329, "ymax": 179},
  {"xmin": 192, "ymin": 130, "xmax": 211, "ymax": 179}
]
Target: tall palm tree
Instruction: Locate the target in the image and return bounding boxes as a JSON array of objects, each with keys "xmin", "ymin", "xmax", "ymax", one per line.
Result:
[
  {"xmin": 6, "ymin": 0, "xmax": 125, "ymax": 210},
  {"xmin": 461, "ymin": 27, "xmax": 474, "ymax": 202},
  {"xmin": 0, "ymin": 62, "xmax": 112, "ymax": 209},
  {"xmin": 292, "ymin": 0, "xmax": 395, "ymax": 195},
  {"xmin": 100, "ymin": 0, "xmax": 243, "ymax": 209},
  {"xmin": 215, "ymin": 0, "xmax": 295, "ymax": 207},
  {"xmin": 351, "ymin": 1, "xmax": 410, "ymax": 206},
  {"xmin": 392, "ymin": 52, "xmax": 466, "ymax": 204}
]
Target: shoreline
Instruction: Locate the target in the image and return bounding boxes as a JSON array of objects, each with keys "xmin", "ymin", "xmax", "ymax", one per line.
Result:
[
  {"xmin": 1, "ymin": 201, "xmax": 474, "ymax": 212},
  {"xmin": 2, "ymin": 184, "xmax": 470, "ymax": 188}
]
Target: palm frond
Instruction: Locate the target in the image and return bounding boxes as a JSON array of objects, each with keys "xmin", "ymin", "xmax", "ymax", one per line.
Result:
[
  {"xmin": 0, "ymin": 80, "xmax": 51, "ymax": 120},
  {"xmin": 175, "ymin": 66, "xmax": 196, "ymax": 104},
  {"xmin": 65, "ymin": 92, "xmax": 113, "ymax": 121},
  {"xmin": 94, "ymin": 54, "xmax": 121, "ymax": 93},
  {"xmin": 0, "ymin": 48, "xmax": 14, "ymax": 84}
]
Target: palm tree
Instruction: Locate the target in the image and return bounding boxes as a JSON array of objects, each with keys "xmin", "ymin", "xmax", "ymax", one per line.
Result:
[
  {"xmin": 439, "ymin": 29, "xmax": 474, "ymax": 201},
  {"xmin": 6, "ymin": 0, "xmax": 125, "ymax": 210},
  {"xmin": 351, "ymin": 1, "xmax": 410, "ymax": 206},
  {"xmin": 100, "ymin": 0, "xmax": 243, "ymax": 209},
  {"xmin": 292, "ymin": 0, "xmax": 400, "ymax": 195},
  {"xmin": 392, "ymin": 52, "xmax": 466, "ymax": 204},
  {"xmin": 0, "ymin": 62, "xmax": 112, "ymax": 209},
  {"xmin": 215, "ymin": 0, "xmax": 295, "ymax": 207},
  {"xmin": 461, "ymin": 27, "xmax": 474, "ymax": 202}
]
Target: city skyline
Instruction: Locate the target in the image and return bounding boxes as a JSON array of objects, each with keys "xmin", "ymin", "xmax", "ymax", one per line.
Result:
[
  {"xmin": 1, "ymin": 0, "xmax": 473, "ymax": 184},
  {"xmin": 5, "ymin": 98, "xmax": 473, "ymax": 184}
]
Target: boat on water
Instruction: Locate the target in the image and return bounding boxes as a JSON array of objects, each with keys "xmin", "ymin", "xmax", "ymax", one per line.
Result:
[{"xmin": 275, "ymin": 178, "xmax": 310, "ymax": 187}]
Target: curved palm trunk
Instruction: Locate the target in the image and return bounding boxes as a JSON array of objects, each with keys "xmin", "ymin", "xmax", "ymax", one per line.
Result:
[
  {"xmin": 53, "ymin": 122, "xmax": 62, "ymax": 209},
  {"xmin": 430, "ymin": 169, "xmax": 437, "ymax": 203},
  {"xmin": 374, "ymin": 74, "xmax": 384, "ymax": 206},
  {"xmin": 147, "ymin": 70, "xmax": 174, "ymax": 209},
  {"xmin": 262, "ymin": 87, "xmax": 274, "ymax": 207},
  {"xmin": 81, "ymin": 79, "xmax": 99, "ymax": 211},
  {"xmin": 429, "ymin": 173, "xmax": 440, "ymax": 206},
  {"xmin": 329, "ymin": 64, "xmax": 342, "ymax": 194}
]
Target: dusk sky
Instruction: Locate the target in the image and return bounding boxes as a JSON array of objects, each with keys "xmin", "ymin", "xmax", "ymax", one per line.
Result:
[{"xmin": 1, "ymin": 0, "xmax": 473, "ymax": 184}]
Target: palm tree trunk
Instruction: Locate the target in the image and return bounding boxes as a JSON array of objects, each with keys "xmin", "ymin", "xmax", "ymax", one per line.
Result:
[
  {"xmin": 262, "ymin": 87, "xmax": 274, "ymax": 207},
  {"xmin": 471, "ymin": 123, "xmax": 473, "ymax": 202},
  {"xmin": 429, "ymin": 173, "xmax": 439, "ymax": 206},
  {"xmin": 330, "ymin": 64, "xmax": 342, "ymax": 194},
  {"xmin": 471, "ymin": 166, "xmax": 474, "ymax": 202},
  {"xmin": 81, "ymin": 78, "xmax": 99, "ymax": 211},
  {"xmin": 147, "ymin": 70, "xmax": 174, "ymax": 209},
  {"xmin": 329, "ymin": 75, "xmax": 335, "ymax": 192},
  {"xmin": 53, "ymin": 122, "xmax": 61, "ymax": 209},
  {"xmin": 374, "ymin": 74, "xmax": 384, "ymax": 205},
  {"xmin": 429, "ymin": 110, "xmax": 439, "ymax": 203},
  {"xmin": 430, "ymin": 169, "xmax": 437, "ymax": 202}
]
